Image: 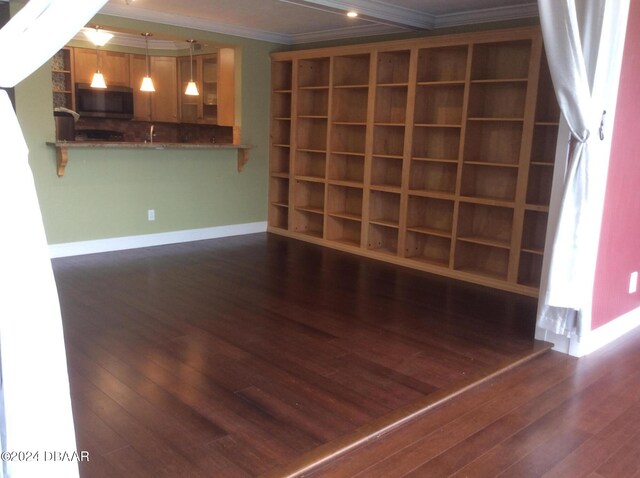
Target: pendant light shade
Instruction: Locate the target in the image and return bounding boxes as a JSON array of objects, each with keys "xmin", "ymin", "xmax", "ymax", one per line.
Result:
[
  {"xmin": 140, "ymin": 76, "xmax": 155, "ymax": 92},
  {"xmin": 140, "ymin": 33, "xmax": 155, "ymax": 92},
  {"xmin": 185, "ymin": 81, "xmax": 199, "ymax": 96},
  {"xmin": 84, "ymin": 25, "xmax": 113, "ymax": 47},
  {"xmin": 90, "ymin": 71, "xmax": 107, "ymax": 89},
  {"xmin": 185, "ymin": 39, "xmax": 199, "ymax": 96}
]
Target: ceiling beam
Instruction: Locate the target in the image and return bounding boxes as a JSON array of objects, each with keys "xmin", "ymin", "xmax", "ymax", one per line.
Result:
[{"xmin": 277, "ymin": 0, "xmax": 436, "ymax": 30}]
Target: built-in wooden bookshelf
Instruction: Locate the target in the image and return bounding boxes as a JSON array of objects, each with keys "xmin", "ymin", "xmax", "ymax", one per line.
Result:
[{"xmin": 268, "ymin": 27, "xmax": 559, "ymax": 296}]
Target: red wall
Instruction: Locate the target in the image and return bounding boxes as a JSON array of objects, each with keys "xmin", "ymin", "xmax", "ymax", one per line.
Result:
[{"xmin": 591, "ymin": 0, "xmax": 640, "ymax": 330}]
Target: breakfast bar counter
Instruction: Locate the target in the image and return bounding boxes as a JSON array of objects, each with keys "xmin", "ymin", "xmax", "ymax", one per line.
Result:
[{"xmin": 47, "ymin": 141, "xmax": 252, "ymax": 177}]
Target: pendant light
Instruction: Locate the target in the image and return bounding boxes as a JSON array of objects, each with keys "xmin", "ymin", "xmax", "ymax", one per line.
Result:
[
  {"xmin": 88, "ymin": 26, "xmax": 110, "ymax": 89},
  {"xmin": 90, "ymin": 43, "xmax": 107, "ymax": 89},
  {"xmin": 185, "ymin": 39, "xmax": 199, "ymax": 96},
  {"xmin": 140, "ymin": 33, "xmax": 155, "ymax": 92}
]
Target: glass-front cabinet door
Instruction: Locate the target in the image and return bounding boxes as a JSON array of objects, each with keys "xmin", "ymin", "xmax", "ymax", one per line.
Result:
[{"xmin": 202, "ymin": 54, "xmax": 218, "ymax": 123}]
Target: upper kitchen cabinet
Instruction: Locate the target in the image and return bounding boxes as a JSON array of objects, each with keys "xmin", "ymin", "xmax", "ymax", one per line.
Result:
[
  {"xmin": 179, "ymin": 48, "xmax": 235, "ymax": 126},
  {"xmin": 74, "ymin": 47, "xmax": 130, "ymax": 87},
  {"xmin": 130, "ymin": 54, "xmax": 178, "ymax": 123}
]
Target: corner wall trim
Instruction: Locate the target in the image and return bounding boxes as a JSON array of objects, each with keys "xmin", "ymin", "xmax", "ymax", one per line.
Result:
[{"xmin": 48, "ymin": 221, "xmax": 268, "ymax": 258}]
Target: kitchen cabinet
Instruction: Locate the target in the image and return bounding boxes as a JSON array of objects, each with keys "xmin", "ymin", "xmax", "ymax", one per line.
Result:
[
  {"xmin": 179, "ymin": 48, "xmax": 235, "ymax": 126},
  {"xmin": 268, "ymin": 27, "xmax": 560, "ymax": 297},
  {"xmin": 130, "ymin": 54, "xmax": 178, "ymax": 122},
  {"xmin": 74, "ymin": 47, "xmax": 130, "ymax": 87}
]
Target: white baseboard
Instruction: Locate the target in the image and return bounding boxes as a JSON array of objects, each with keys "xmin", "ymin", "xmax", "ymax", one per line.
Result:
[
  {"xmin": 537, "ymin": 306, "xmax": 640, "ymax": 357},
  {"xmin": 572, "ymin": 307, "xmax": 640, "ymax": 357},
  {"xmin": 49, "ymin": 221, "xmax": 267, "ymax": 258}
]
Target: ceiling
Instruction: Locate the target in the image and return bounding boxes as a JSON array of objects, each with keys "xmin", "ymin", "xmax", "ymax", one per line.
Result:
[{"xmin": 101, "ymin": 0, "xmax": 539, "ymax": 45}]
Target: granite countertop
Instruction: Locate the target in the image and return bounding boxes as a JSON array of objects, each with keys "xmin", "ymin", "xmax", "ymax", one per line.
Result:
[
  {"xmin": 48, "ymin": 141, "xmax": 250, "ymax": 150},
  {"xmin": 47, "ymin": 141, "xmax": 252, "ymax": 177}
]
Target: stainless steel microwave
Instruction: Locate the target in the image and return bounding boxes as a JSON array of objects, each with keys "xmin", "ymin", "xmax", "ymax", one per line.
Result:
[{"xmin": 75, "ymin": 83, "xmax": 134, "ymax": 119}]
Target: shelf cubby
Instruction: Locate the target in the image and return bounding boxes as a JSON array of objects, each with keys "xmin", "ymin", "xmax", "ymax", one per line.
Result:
[
  {"xmin": 405, "ymin": 232, "xmax": 451, "ymax": 267},
  {"xmin": 371, "ymin": 156, "xmax": 403, "ymax": 188},
  {"xmin": 375, "ymin": 85, "xmax": 408, "ymax": 124},
  {"xmin": 332, "ymin": 87, "xmax": 368, "ymax": 123},
  {"xmin": 269, "ymin": 204, "xmax": 289, "ymax": 230},
  {"xmin": 471, "ymin": 40, "xmax": 532, "ymax": 80},
  {"xmin": 298, "ymin": 58, "xmax": 330, "ymax": 87},
  {"xmin": 294, "ymin": 180, "xmax": 325, "ymax": 213},
  {"xmin": 535, "ymin": 53, "xmax": 561, "ymax": 123},
  {"xmin": 297, "ymin": 118, "xmax": 327, "ymax": 151},
  {"xmin": 270, "ymin": 176, "xmax": 290, "ymax": 206},
  {"xmin": 406, "ymin": 196, "xmax": 454, "ymax": 236},
  {"xmin": 531, "ymin": 124, "xmax": 559, "ymax": 164},
  {"xmin": 457, "ymin": 202, "xmax": 513, "ymax": 248},
  {"xmin": 412, "ymin": 126, "xmax": 461, "ymax": 161},
  {"xmin": 298, "ymin": 88, "xmax": 329, "ymax": 117},
  {"xmin": 417, "ymin": 45, "xmax": 468, "ymax": 83},
  {"xmin": 333, "ymin": 54, "xmax": 370, "ymax": 86},
  {"xmin": 332, "ymin": 123, "xmax": 367, "ymax": 155},
  {"xmin": 522, "ymin": 210, "xmax": 548, "ymax": 253},
  {"xmin": 463, "ymin": 121, "xmax": 523, "ymax": 164},
  {"xmin": 409, "ymin": 160, "xmax": 457, "ymax": 194},
  {"xmin": 293, "ymin": 209, "xmax": 324, "ymax": 238},
  {"xmin": 271, "ymin": 119, "xmax": 291, "ymax": 145},
  {"xmin": 373, "ymin": 125, "xmax": 405, "ymax": 157},
  {"xmin": 526, "ymin": 164, "xmax": 553, "ymax": 206},
  {"xmin": 518, "ymin": 251, "xmax": 543, "ymax": 288},
  {"xmin": 295, "ymin": 150, "xmax": 326, "ymax": 179},
  {"xmin": 270, "ymin": 146, "xmax": 290, "ymax": 174},
  {"xmin": 327, "ymin": 184, "xmax": 363, "ymax": 220},
  {"xmin": 272, "ymin": 92, "xmax": 292, "ymax": 118},
  {"xmin": 460, "ymin": 163, "xmax": 518, "ymax": 201},
  {"xmin": 327, "ymin": 216, "xmax": 362, "ymax": 247},
  {"xmin": 467, "ymin": 81, "xmax": 527, "ymax": 119},
  {"xmin": 368, "ymin": 223, "xmax": 399, "ymax": 255},
  {"xmin": 414, "ymin": 84, "xmax": 465, "ymax": 125},
  {"xmin": 369, "ymin": 190, "xmax": 401, "ymax": 227},
  {"xmin": 377, "ymin": 50, "xmax": 411, "ymax": 84},
  {"xmin": 328, "ymin": 154, "xmax": 364, "ymax": 184},
  {"xmin": 272, "ymin": 60, "xmax": 293, "ymax": 90},
  {"xmin": 454, "ymin": 241, "xmax": 509, "ymax": 280}
]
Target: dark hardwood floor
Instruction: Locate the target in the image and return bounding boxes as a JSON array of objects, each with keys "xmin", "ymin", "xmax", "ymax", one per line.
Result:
[
  {"xmin": 303, "ymin": 322, "xmax": 640, "ymax": 477},
  {"xmin": 54, "ymin": 233, "xmax": 547, "ymax": 477}
]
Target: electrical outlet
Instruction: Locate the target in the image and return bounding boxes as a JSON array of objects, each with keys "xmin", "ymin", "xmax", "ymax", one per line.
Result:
[
  {"xmin": 630, "ymin": 271, "xmax": 638, "ymax": 294},
  {"xmin": 147, "ymin": 209, "xmax": 155, "ymax": 221}
]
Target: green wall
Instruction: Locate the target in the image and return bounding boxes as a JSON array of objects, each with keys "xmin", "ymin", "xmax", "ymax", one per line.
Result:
[{"xmin": 16, "ymin": 13, "xmax": 280, "ymax": 245}]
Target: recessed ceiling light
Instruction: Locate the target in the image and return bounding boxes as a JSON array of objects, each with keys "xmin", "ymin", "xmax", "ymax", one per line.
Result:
[{"xmin": 347, "ymin": 11, "xmax": 358, "ymax": 18}]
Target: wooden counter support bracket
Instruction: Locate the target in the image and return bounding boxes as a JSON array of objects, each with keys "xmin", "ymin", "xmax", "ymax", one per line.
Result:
[
  {"xmin": 56, "ymin": 144, "xmax": 69, "ymax": 177},
  {"xmin": 48, "ymin": 142, "xmax": 251, "ymax": 177},
  {"xmin": 237, "ymin": 147, "xmax": 249, "ymax": 172}
]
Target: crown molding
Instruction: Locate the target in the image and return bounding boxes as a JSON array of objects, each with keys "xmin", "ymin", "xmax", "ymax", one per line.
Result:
[
  {"xmin": 97, "ymin": 2, "xmax": 540, "ymax": 47},
  {"xmin": 435, "ymin": 3, "xmax": 539, "ymax": 28},
  {"xmin": 290, "ymin": 23, "xmax": 406, "ymax": 44},
  {"xmin": 278, "ymin": 0, "xmax": 436, "ymax": 29},
  {"xmin": 99, "ymin": 3, "xmax": 292, "ymax": 44}
]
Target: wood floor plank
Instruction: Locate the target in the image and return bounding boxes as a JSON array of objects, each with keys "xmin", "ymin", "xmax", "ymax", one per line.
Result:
[{"xmin": 543, "ymin": 403, "xmax": 640, "ymax": 478}]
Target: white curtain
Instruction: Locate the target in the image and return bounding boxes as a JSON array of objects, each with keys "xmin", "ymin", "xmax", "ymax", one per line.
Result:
[
  {"xmin": 0, "ymin": 1, "xmax": 107, "ymax": 477},
  {"xmin": 536, "ymin": 0, "xmax": 629, "ymax": 337}
]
